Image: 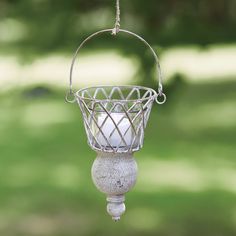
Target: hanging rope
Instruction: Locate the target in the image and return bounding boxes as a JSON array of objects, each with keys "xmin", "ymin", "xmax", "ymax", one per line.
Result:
[{"xmin": 112, "ymin": 0, "xmax": 120, "ymax": 35}]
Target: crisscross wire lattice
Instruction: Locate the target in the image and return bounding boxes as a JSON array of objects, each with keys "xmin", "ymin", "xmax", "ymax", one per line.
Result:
[{"xmin": 76, "ymin": 86, "xmax": 156, "ymax": 153}]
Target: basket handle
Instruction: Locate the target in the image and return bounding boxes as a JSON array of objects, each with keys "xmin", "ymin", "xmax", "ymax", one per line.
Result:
[{"xmin": 65, "ymin": 28, "xmax": 166, "ymax": 104}]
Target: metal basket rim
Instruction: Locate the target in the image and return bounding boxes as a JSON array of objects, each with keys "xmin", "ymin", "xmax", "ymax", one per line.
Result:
[{"xmin": 75, "ymin": 85, "xmax": 158, "ymax": 103}]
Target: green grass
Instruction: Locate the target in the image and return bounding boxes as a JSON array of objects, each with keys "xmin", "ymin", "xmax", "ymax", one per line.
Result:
[{"xmin": 0, "ymin": 80, "xmax": 235, "ymax": 236}]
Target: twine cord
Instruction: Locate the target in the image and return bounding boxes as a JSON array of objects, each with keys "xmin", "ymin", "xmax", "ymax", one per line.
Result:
[{"xmin": 112, "ymin": 0, "xmax": 120, "ymax": 35}]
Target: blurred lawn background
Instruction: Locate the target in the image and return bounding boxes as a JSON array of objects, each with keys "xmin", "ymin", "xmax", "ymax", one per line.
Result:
[{"xmin": 0, "ymin": 0, "xmax": 236, "ymax": 235}]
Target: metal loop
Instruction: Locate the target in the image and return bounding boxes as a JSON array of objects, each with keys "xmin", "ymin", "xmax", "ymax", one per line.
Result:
[
  {"xmin": 68, "ymin": 28, "xmax": 164, "ymax": 100},
  {"xmin": 65, "ymin": 90, "xmax": 76, "ymax": 103},
  {"xmin": 155, "ymin": 92, "xmax": 166, "ymax": 105}
]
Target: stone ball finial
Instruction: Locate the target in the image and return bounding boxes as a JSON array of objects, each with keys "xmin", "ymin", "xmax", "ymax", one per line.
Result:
[{"xmin": 91, "ymin": 152, "xmax": 137, "ymax": 220}]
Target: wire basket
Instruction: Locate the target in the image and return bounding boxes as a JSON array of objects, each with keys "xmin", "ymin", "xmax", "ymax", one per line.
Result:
[
  {"xmin": 76, "ymin": 85, "xmax": 157, "ymax": 153},
  {"xmin": 66, "ymin": 29, "xmax": 166, "ymax": 154}
]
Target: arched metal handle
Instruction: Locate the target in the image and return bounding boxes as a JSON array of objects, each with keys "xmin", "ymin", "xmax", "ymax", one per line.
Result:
[{"xmin": 66, "ymin": 28, "xmax": 166, "ymax": 104}]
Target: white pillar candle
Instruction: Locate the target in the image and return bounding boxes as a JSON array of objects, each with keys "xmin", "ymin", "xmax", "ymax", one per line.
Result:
[{"xmin": 97, "ymin": 113, "xmax": 133, "ymax": 147}]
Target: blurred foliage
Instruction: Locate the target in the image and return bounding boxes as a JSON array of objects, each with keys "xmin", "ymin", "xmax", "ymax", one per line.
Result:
[
  {"xmin": 0, "ymin": 0, "xmax": 235, "ymax": 87},
  {"xmin": 0, "ymin": 0, "xmax": 236, "ymax": 53},
  {"xmin": 0, "ymin": 2, "xmax": 236, "ymax": 235},
  {"xmin": 0, "ymin": 79, "xmax": 235, "ymax": 235}
]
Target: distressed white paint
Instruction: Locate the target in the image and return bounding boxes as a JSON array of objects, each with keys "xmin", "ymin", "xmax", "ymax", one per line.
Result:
[{"xmin": 91, "ymin": 152, "xmax": 137, "ymax": 221}]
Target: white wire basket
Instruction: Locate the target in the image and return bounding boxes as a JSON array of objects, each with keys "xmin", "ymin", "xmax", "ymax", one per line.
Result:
[
  {"xmin": 66, "ymin": 29, "xmax": 166, "ymax": 154},
  {"xmin": 76, "ymin": 85, "xmax": 157, "ymax": 153}
]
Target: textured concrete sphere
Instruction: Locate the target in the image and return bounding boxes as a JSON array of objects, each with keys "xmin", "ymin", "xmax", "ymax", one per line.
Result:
[{"xmin": 91, "ymin": 152, "xmax": 138, "ymax": 195}]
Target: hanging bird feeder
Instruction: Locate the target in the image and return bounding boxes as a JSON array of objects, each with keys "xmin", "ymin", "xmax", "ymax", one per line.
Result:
[{"xmin": 65, "ymin": 0, "xmax": 166, "ymax": 221}]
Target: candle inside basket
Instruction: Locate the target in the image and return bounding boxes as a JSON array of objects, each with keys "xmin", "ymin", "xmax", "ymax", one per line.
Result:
[{"xmin": 96, "ymin": 113, "xmax": 133, "ymax": 147}]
